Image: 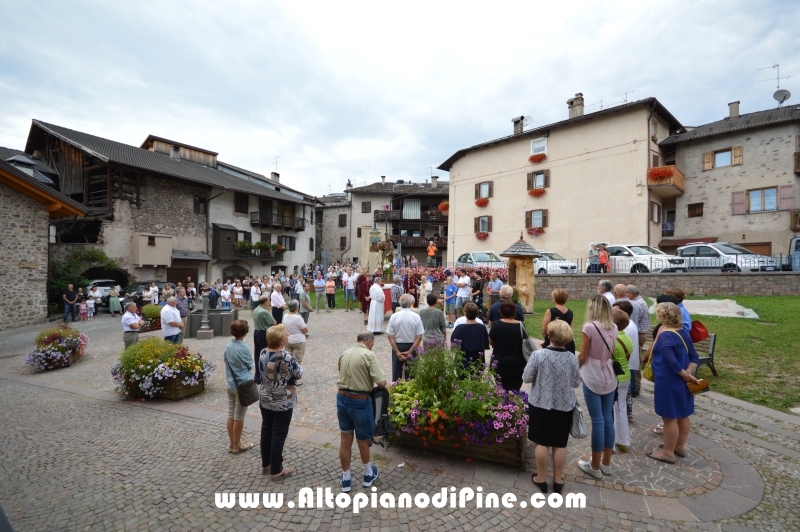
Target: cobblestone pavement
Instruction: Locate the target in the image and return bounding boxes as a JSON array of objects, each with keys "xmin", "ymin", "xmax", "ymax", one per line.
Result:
[{"xmin": 0, "ymin": 309, "xmax": 798, "ymax": 530}]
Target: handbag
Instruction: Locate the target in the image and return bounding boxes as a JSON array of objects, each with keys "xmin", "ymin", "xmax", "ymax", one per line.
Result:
[
  {"xmin": 519, "ymin": 322, "xmax": 536, "ymax": 362},
  {"xmin": 570, "ymin": 404, "xmax": 588, "ymax": 439},
  {"xmin": 592, "ymin": 323, "xmax": 624, "ymax": 376},
  {"xmin": 224, "ymin": 353, "xmax": 260, "ymax": 407},
  {"xmin": 690, "ymin": 320, "xmax": 709, "ymax": 343}
]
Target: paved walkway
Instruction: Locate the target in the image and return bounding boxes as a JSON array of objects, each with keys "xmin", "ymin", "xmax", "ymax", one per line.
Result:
[{"xmin": 0, "ymin": 309, "xmax": 798, "ymax": 531}]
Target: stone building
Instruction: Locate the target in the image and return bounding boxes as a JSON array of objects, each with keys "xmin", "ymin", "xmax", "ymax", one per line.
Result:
[
  {"xmin": 23, "ymin": 120, "xmax": 315, "ymax": 286},
  {"xmin": 658, "ymin": 102, "xmax": 800, "ymax": 256},
  {"xmin": 315, "ymin": 193, "xmax": 352, "ymax": 264},
  {"xmin": 345, "ymin": 176, "xmax": 450, "ymax": 266},
  {"xmin": 0, "ymin": 157, "xmax": 86, "ymax": 331},
  {"xmin": 438, "ymin": 94, "xmax": 683, "ymax": 263}
]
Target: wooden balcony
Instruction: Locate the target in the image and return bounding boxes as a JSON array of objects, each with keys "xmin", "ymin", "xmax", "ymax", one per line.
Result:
[
  {"xmin": 250, "ymin": 212, "xmax": 306, "ymax": 231},
  {"xmin": 234, "ymin": 248, "xmax": 283, "ymax": 262},
  {"xmin": 647, "ymin": 166, "xmax": 685, "ymax": 199},
  {"xmin": 794, "ymin": 152, "xmax": 800, "ymax": 174},
  {"xmin": 398, "ymin": 236, "xmax": 447, "ymax": 248},
  {"xmin": 373, "ymin": 210, "xmax": 447, "ymax": 222}
]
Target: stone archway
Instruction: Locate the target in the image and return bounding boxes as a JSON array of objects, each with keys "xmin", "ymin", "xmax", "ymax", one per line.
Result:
[{"xmin": 222, "ymin": 265, "xmax": 250, "ymax": 280}]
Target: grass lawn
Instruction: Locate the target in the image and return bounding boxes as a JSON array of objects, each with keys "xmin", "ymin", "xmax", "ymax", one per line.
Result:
[
  {"xmin": 309, "ymin": 289, "xmax": 357, "ymax": 311},
  {"xmin": 524, "ymin": 295, "xmax": 800, "ymax": 413}
]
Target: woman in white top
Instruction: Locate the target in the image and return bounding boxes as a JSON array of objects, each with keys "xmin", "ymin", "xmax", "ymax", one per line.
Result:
[
  {"xmin": 220, "ymin": 287, "xmax": 232, "ymax": 310},
  {"xmin": 281, "ymin": 300, "xmax": 308, "ymax": 384},
  {"xmin": 149, "ymin": 282, "xmax": 159, "ymax": 305},
  {"xmin": 418, "ymin": 272, "xmax": 432, "ymax": 309},
  {"xmin": 250, "ymin": 281, "xmax": 262, "ymax": 313},
  {"xmin": 232, "ymin": 281, "xmax": 244, "ymax": 309}
]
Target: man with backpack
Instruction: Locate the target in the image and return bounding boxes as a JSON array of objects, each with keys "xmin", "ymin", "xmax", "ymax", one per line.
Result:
[{"xmin": 337, "ymin": 331, "xmax": 386, "ymax": 493}]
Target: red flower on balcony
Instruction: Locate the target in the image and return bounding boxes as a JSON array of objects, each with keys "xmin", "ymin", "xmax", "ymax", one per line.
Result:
[
  {"xmin": 438, "ymin": 201, "xmax": 450, "ymax": 212},
  {"xmin": 527, "ymin": 226, "xmax": 545, "ymax": 236},
  {"xmin": 475, "ymin": 197, "xmax": 489, "ymax": 207},
  {"xmin": 647, "ymin": 167, "xmax": 674, "ymax": 182},
  {"xmin": 475, "ymin": 232, "xmax": 489, "ymax": 241},
  {"xmin": 529, "ymin": 153, "xmax": 547, "ymax": 164},
  {"xmin": 528, "ymin": 188, "xmax": 546, "ymax": 197}
]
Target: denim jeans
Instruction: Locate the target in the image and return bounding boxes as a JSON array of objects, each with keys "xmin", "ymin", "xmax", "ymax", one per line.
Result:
[
  {"xmin": 582, "ymin": 383, "xmax": 616, "ymax": 453},
  {"xmin": 222, "ymin": 301, "xmax": 231, "ymax": 309},
  {"xmin": 629, "ymin": 369, "xmax": 639, "ymax": 395},
  {"xmin": 164, "ymin": 334, "xmax": 180, "ymax": 344},
  {"xmin": 63, "ymin": 303, "xmax": 76, "ymax": 322},
  {"xmin": 336, "ymin": 393, "xmax": 374, "ymax": 441}
]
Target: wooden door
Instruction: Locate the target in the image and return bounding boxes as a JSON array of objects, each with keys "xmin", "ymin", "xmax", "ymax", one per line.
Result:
[
  {"xmin": 740, "ymin": 243, "xmax": 772, "ymax": 255},
  {"xmin": 167, "ymin": 267, "xmax": 198, "ymax": 287}
]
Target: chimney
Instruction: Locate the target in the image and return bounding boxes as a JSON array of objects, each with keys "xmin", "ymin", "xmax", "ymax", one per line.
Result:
[
  {"xmin": 381, "ymin": 175, "xmax": 386, "ymax": 183},
  {"xmin": 431, "ymin": 176, "xmax": 438, "ymax": 188},
  {"xmin": 271, "ymin": 171, "xmax": 280, "ymax": 183},
  {"xmin": 567, "ymin": 92, "xmax": 584, "ymax": 118},
  {"xmin": 728, "ymin": 101, "xmax": 740, "ymax": 119},
  {"xmin": 512, "ymin": 116, "xmax": 525, "ymax": 135}
]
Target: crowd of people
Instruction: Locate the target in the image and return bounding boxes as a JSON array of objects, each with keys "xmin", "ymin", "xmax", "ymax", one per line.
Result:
[{"xmin": 106, "ymin": 260, "xmax": 702, "ymax": 494}]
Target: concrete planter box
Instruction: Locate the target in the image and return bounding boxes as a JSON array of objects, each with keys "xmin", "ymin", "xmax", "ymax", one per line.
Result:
[
  {"xmin": 186, "ymin": 308, "xmax": 239, "ymax": 338},
  {"xmin": 392, "ymin": 431, "xmax": 526, "ymax": 468},
  {"xmin": 140, "ymin": 318, "xmax": 161, "ymax": 333},
  {"xmin": 154, "ymin": 379, "xmax": 205, "ymax": 400}
]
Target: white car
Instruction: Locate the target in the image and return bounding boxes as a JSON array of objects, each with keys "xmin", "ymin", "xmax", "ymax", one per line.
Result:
[
  {"xmin": 534, "ymin": 251, "xmax": 579, "ymax": 274},
  {"xmin": 455, "ymin": 251, "xmax": 506, "ymax": 268},
  {"xmin": 604, "ymin": 245, "xmax": 687, "ymax": 273},
  {"xmin": 86, "ymin": 279, "xmax": 118, "ymax": 307},
  {"xmin": 677, "ymin": 242, "xmax": 779, "ymax": 272}
]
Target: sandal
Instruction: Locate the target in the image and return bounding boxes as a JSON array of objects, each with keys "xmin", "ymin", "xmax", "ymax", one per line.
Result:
[
  {"xmin": 270, "ymin": 466, "xmax": 294, "ymax": 479},
  {"xmin": 651, "ymin": 424, "xmax": 664, "ymax": 436},
  {"xmin": 530, "ymin": 474, "xmax": 548, "ymax": 494},
  {"xmin": 658, "ymin": 444, "xmax": 686, "ymax": 458},
  {"xmin": 646, "ymin": 450, "xmax": 676, "ymax": 464},
  {"xmin": 231, "ymin": 442, "xmax": 254, "ymax": 454}
]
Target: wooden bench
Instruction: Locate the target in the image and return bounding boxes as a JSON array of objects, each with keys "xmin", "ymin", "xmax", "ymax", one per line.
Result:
[{"xmin": 645, "ymin": 327, "xmax": 718, "ymax": 378}]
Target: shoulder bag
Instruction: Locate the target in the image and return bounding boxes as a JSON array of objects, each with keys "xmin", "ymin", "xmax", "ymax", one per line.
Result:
[
  {"xmin": 224, "ymin": 352, "xmax": 259, "ymax": 407},
  {"xmin": 519, "ymin": 322, "xmax": 536, "ymax": 362},
  {"xmin": 570, "ymin": 403, "xmax": 588, "ymax": 439},
  {"xmin": 666, "ymin": 330, "xmax": 710, "ymax": 394},
  {"xmin": 592, "ymin": 323, "xmax": 624, "ymax": 376}
]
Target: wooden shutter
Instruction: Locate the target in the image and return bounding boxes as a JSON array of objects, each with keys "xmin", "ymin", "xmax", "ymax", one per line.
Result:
[
  {"xmin": 474, "ymin": 217, "xmax": 479, "ymax": 232},
  {"xmin": 543, "ymin": 169, "xmax": 550, "ymax": 188},
  {"xmin": 652, "ymin": 154, "xmax": 660, "ymax": 168},
  {"xmin": 488, "ymin": 181, "xmax": 494, "ymax": 198},
  {"xmin": 779, "ymin": 185, "xmax": 795, "ymax": 211},
  {"xmin": 702, "ymin": 152, "xmax": 713, "ymax": 171},
  {"xmin": 526, "ymin": 172, "xmax": 534, "ymax": 190},
  {"xmin": 796, "ymin": 135, "xmax": 800, "ymax": 151},
  {"xmin": 525, "ymin": 210, "xmax": 532, "ymax": 228},
  {"xmin": 732, "ymin": 146, "xmax": 743, "ymax": 165},
  {"xmin": 290, "ymin": 237, "xmax": 296, "ymax": 251},
  {"xmin": 357, "ymin": 227, "xmax": 362, "ymax": 238},
  {"xmin": 338, "ymin": 213, "xmax": 346, "ymax": 227},
  {"xmin": 245, "ymin": 232, "xmax": 252, "ymax": 242},
  {"xmin": 475, "ymin": 183, "xmax": 480, "ymax": 199},
  {"xmin": 261, "ymin": 232, "xmax": 271, "ymax": 244},
  {"xmin": 731, "ymin": 191, "xmax": 746, "ymax": 215},
  {"xmin": 487, "ymin": 216, "xmax": 493, "ymax": 232},
  {"xmin": 541, "ymin": 209, "xmax": 548, "ymax": 227}
]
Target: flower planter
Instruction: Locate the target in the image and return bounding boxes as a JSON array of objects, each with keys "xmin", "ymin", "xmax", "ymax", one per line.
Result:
[
  {"xmin": 140, "ymin": 318, "xmax": 161, "ymax": 332},
  {"xmin": 392, "ymin": 431, "xmax": 526, "ymax": 468},
  {"xmin": 475, "ymin": 232, "xmax": 489, "ymax": 241},
  {"xmin": 529, "ymin": 154, "xmax": 547, "ymax": 164},
  {"xmin": 26, "ymin": 324, "xmax": 88, "ymax": 372},
  {"xmin": 154, "ymin": 379, "xmax": 205, "ymax": 400},
  {"xmin": 475, "ymin": 198, "xmax": 489, "ymax": 207}
]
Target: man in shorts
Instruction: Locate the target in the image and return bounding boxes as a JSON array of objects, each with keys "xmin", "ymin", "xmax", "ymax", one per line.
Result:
[
  {"xmin": 337, "ymin": 332, "xmax": 386, "ymax": 493},
  {"xmin": 343, "ymin": 267, "xmax": 358, "ymax": 312},
  {"xmin": 443, "ymin": 276, "xmax": 457, "ymax": 328},
  {"xmin": 454, "ymin": 269, "xmax": 472, "ymax": 318}
]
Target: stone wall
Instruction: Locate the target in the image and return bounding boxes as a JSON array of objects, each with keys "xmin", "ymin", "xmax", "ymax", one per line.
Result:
[
  {"xmin": 318, "ymin": 205, "xmax": 352, "ymax": 263},
  {"xmin": 534, "ymin": 272, "xmax": 800, "ymax": 300},
  {"xmin": 0, "ymin": 182, "xmax": 50, "ymax": 330}
]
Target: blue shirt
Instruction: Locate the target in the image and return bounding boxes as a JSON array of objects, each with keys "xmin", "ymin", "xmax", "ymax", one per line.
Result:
[
  {"xmin": 489, "ymin": 279, "xmax": 503, "ymax": 293},
  {"xmin": 444, "ymin": 284, "xmax": 457, "ymax": 303},
  {"xmin": 313, "ymin": 279, "xmax": 326, "ymax": 292},
  {"xmin": 678, "ymin": 303, "xmax": 691, "ymax": 331},
  {"xmin": 224, "ymin": 340, "xmax": 254, "ymax": 390}
]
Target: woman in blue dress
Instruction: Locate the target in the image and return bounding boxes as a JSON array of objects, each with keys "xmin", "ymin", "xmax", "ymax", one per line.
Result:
[{"xmin": 644, "ymin": 302, "xmax": 700, "ymax": 464}]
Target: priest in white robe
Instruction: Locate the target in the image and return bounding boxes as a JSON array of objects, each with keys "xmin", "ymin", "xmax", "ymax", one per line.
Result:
[{"xmin": 368, "ymin": 277, "xmax": 386, "ymax": 334}]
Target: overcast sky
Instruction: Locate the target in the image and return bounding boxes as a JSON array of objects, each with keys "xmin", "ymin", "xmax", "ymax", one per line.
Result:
[{"xmin": 1, "ymin": 0, "xmax": 798, "ymax": 194}]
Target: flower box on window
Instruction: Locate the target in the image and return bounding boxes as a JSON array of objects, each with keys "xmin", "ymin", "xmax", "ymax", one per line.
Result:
[
  {"xmin": 529, "ymin": 154, "xmax": 547, "ymax": 164},
  {"xmin": 438, "ymin": 201, "xmax": 450, "ymax": 213},
  {"xmin": 527, "ymin": 226, "xmax": 545, "ymax": 236},
  {"xmin": 528, "ymin": 188, "xmax": 546, "ymax": 197},
  {"xmin": 475, "ymin": 198, "xmax": 489, "ymax": 207},
  {"xmin": 475, "ymin": 231, "xmax": 489, "ymax": 240}
]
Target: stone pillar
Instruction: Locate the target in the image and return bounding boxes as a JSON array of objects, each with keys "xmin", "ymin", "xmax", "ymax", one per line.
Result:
[{"xmin": 196, "ymin": 293, "xmax": 214, "ymax": 340}]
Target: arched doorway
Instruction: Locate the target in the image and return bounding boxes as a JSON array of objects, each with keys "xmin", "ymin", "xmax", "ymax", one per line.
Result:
[
  {"xmin": 81, "ymin": 267, "xmax": 129, "ymax": 288},
  {"xmin": 222, "ymin": 265, "xmax": 250, "ymax": 281}
]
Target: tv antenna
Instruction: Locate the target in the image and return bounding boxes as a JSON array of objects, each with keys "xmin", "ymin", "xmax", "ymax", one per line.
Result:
[
  {"xmin": 584, "ymin": 90, "xmax": 638, "ymax": 111},
  {"xmin": 758, "ymin": 64, "xmax": 794, "ymax": 106},
  {"xmin": 272, "ymin": 156, "xmax": 281, "ymax": 171}
]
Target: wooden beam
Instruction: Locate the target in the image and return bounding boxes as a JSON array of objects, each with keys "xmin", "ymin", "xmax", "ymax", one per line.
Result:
[
  {"xmin": 136, "ymin": 172, "xmax": 141, "ymax": 208},
  {"xmin": 84, "ymin": 164, "xmax": 102, "ymax": 172},
  {"xmin": 118, "ymin": 168, "xmax": 123, "ymax": 200},
  {"xmin": 44, "ymin": 202, "xmax": 62, "ymax": 212},
  {"xmin": 106, "ymin": 166, "xmax": 112, "ymax": 207},
  {"xmin": 83, "ymin": 164, "xmax": 89, "ymax": 206}
]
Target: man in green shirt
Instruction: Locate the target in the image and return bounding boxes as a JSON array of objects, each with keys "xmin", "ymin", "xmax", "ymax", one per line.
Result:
[
  {"xmin": 253, "ymin": 294, "xmax": 276, "ymax": 382},
  {"xmin": 337, "ymin": 332, "xmax": 386, "ymax": 493}
]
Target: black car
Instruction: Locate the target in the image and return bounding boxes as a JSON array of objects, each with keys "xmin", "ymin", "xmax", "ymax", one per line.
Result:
[{"xmin": 102, "ymin": 281, "xmax": 168, "ymax": 308}]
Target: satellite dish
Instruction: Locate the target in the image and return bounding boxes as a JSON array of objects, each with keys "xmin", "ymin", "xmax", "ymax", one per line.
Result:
[
  {"xmin": 522, "ymin": 116, "xmax": 533, "ymax": 127},
  {"xmin": 774, "ymin": 89, "xmax": 791, "ymax": 104}
]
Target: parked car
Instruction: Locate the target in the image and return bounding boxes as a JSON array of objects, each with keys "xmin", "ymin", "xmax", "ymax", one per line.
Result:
[
  {"xmin": 677, "ymin": 242, "xmax": 779, "ymax": 272},
  {"xmin": 86, "ymin": 279, "xmax": 119, "ymax": 308},
  {"xmin": 103, "ymin": 280, "xmax": 167, "ymax": 308},
  {"xmin": 455, "ymin": 251, "xmax": 506, "ymax": 268},
  {"xmin": 533, "ymin": 251, "xmax": 579, "ymax": 274},
  {"xmin": 604, "ymin": 244, "xmax": 687, "ymax": 273},
  {"xmin": 789, "ymin": 237, "xmax": 800, "ymax": 271}
]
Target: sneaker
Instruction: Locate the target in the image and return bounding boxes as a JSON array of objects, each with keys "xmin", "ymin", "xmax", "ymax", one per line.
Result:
[
  {"xmin": 341, "ymin": 475, "xmax": 352, "ymax": 493},
  {"xmin": 600, "ymin": 463, "xmax": 612, "ymax": 475},
  {"xmin": 363, "ymin": 465, "xmax": 379, "ymax": 487},
  {"xmin": 578, "ymin": 460, "xmax": 603, "ymax": 479},
  {"xmin": 615, "ymin": 443, "xmax": 628, "ymax": 453}
]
